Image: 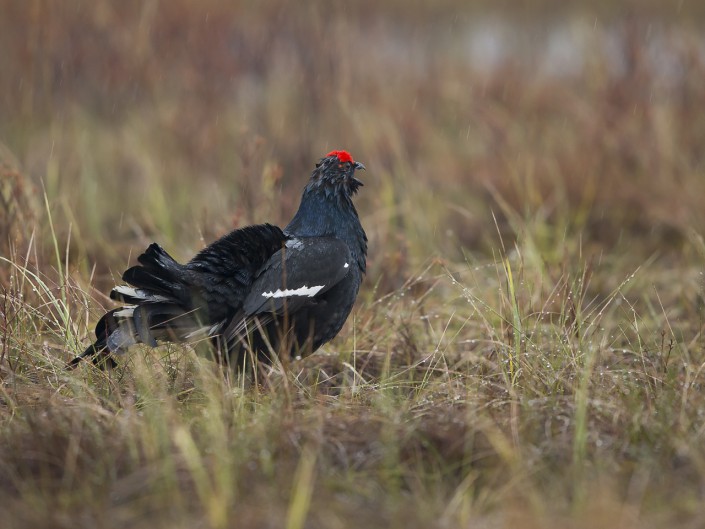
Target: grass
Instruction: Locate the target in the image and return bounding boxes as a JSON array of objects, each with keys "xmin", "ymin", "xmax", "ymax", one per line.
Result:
[{"xmin": 2, "ymin": 1, "xmax": 705, "ymax": 527}]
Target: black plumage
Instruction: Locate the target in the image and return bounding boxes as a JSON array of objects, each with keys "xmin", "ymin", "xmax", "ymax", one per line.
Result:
[{"xmin": 70, "ymin": 150, "xmax": 367, "ymax": 369}]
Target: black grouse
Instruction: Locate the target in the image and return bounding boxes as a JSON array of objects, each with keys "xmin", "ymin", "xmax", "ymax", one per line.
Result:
[{"xmin": 70, "ymin": 150, "xmax": 367, "ymax": 369}]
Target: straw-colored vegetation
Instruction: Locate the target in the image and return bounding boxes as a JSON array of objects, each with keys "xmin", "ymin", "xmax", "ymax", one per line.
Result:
[{"xmin": 2, "ymin": 2, "xmax": 705, "ymax": 527}]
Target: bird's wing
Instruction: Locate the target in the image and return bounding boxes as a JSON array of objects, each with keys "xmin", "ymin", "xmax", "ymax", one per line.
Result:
[{"xmin": 242, "ymin": 236, "xmax": 353, "ymax": 318}]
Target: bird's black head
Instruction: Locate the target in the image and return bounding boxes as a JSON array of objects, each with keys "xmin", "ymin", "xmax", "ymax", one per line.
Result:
[
  {"xmin": 286, "ymin": 149, "xmax": 368, "ymax": 271},
  {"xmin": 306, "ymin": 150, "xmax": 365, "ymax": 197}
]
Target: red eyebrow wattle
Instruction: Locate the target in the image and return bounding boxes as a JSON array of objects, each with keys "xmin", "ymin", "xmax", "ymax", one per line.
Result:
[{"xmin": 325, "ymin": 150, "xmax": 354, "ymax": 163}]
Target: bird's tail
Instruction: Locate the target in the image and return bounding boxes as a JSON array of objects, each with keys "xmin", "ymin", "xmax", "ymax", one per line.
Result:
[
  {"xmin": 69, "ymin": 244, "xmax": 204, "ymax": 368},
  {"xmin": 120, "ymin": 243, "xmax": 188, "ymax": 301},
  {"xmin": 67, "ymin": 309, "xmax": 122, "ymax": 368}
]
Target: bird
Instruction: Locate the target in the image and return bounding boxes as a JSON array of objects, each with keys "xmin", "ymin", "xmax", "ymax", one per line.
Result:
[{"xmin": 70, "ymin": 150, "xmax": 367, "ymax": 370}]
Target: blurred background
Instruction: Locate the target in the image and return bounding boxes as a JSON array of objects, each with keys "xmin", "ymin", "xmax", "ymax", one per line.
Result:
[
  {"xmin": 1, "ymin": 0, "xmax": 704, "ymax": 290},
  {"xmin": 4, "ymin": 4, "xmax": 705, "ymax": 527}
]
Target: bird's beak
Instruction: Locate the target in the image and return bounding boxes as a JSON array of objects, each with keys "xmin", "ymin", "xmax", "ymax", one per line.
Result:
[{"xmin": 351, "ymin": 161, "xmax": 365, "ymax": 188}]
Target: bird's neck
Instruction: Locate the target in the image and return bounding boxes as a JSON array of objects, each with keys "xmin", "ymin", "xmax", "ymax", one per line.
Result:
[{"xmin": 285, "ymin": 188, "xmax": 367, "ymax": 273}]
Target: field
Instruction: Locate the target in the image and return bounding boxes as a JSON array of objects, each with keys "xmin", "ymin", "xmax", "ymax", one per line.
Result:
[{"xmin": 2, "ymin": 1, "xmax": 705, "ymax": 527}]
